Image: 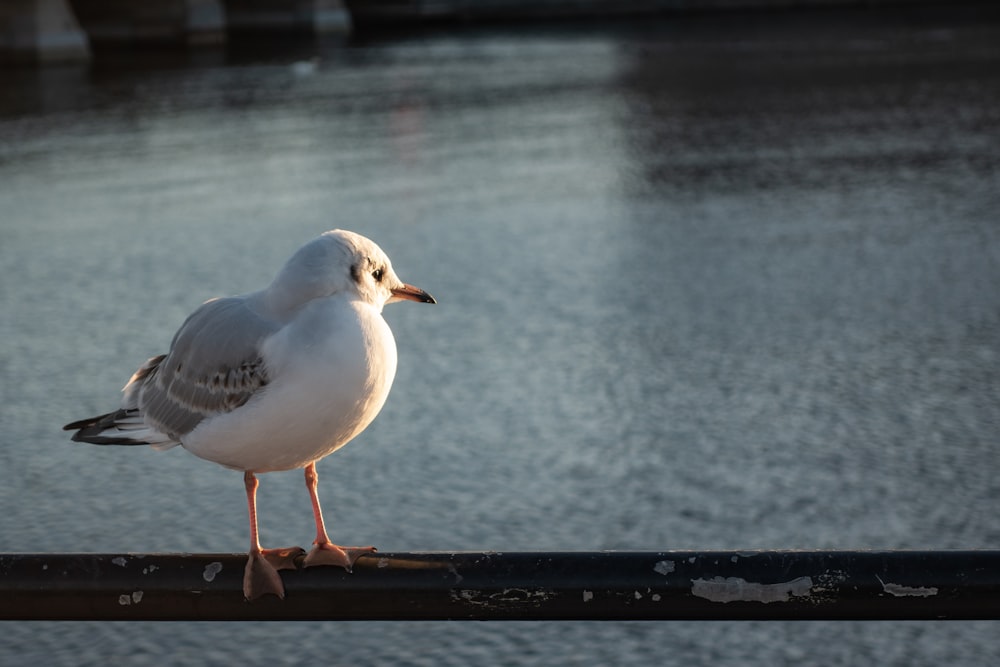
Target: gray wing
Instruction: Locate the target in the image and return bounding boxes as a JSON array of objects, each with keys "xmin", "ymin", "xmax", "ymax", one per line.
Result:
[{"xmin": 125, "ymin": 296, "xmax": 280, "ymax": 440}]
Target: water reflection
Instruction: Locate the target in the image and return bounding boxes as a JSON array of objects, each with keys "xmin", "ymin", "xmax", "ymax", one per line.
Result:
[{"xmin": 1, "ymin": 10, "xmax": 999, "ymax": 667}]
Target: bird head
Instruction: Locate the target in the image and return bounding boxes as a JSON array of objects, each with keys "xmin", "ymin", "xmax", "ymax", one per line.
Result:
[{"xmin": 268, "ymin": 229, "xmax": 435, "ymax": 314}]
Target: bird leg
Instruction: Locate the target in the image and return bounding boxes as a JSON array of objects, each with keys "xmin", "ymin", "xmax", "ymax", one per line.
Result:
[
  {"xmin": 242, "ymin": 471, "xmax": 304, "ymax": 601},
  {"xmin": 302, "ymin": 462, "xmax": 376, "ymax": 569}
]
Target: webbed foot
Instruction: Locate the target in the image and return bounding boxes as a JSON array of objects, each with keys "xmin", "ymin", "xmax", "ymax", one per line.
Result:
[
  {"xmin": 262, "ymin": 546, "xmax": 306, "ymax": 571},
  {"xmin": 244, "ymin": 550, "xmax": 288, "ymax": 601},
  {"xmin": 302, "ymin": 543, "xmax": 376, "ymax": 571}
]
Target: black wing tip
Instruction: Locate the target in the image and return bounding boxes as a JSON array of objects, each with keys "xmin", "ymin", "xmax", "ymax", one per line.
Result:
[
  {"xmin": 67, "ymin": 427, "xmax": 151, "ymax": 446},
  {"xmin": 63, "ymin": 411, "xmax": 114, "ymax": 434},
  {"xmin": 73, "ymin": 434, "xmax": 151, "ymax": 446},
  {"xmin": 63, "ymin": 410, "xmax": 151, "ymax": 446}
]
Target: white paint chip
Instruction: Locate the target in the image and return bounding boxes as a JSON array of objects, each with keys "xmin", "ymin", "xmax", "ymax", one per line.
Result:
[
  {"xmin": 131, "ymin": 591, "xmax": 144, "ymax": 604},
  {"xmin": 691, "ymin": 576, "xmax": 813, "ymax": 604},
  {"xmin": 111, "ymin": 557, "xmax": 128, "ymax": 567},
  {"xmin": 877, "ymin": 576, "xmax": 938, "ymax": 598},
  {"xmin": 653, "ymin": 560, "xmax": 675, "ymax": 575},
  {"xmin": 118, "ymin": 594, "xmax": 131, "ymax": 606},
  {"xmin": 203, "ymin": 561, "xmax": 223, "ymax": 582},
  {"xmin": 447, "ymin": 563, "xmax": 464, "ymax": 585},
  {"xmin": 582, "ymin": 590, "xmax": 594, "ymax": 602}
]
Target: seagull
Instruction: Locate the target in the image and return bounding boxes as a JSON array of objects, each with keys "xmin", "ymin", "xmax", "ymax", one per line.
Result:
[{"xmin": 63, "ymin": 229, "xmax": 435, "ymax": 601}]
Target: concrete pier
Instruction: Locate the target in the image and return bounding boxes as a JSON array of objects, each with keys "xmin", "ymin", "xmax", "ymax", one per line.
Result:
[
  {"xmin": 71, "ymin": 0, "xmax": 226, "ymax": 44},
  {"xmin": 0, "ymin": 0, "xmax": 353, "ymax": 62},
  {"xmin": 346, "ymin": 0, "xmax": 957, "ymax": 23},
  {"xmin": 0, "ymin": 0, "xmax": 989, "ymax": 62},
  {"xmin": 226, "ymin": 0, "xmax": 352, "ymax": 33},
  {"xmin": 0, "ymin": 0, "xmax": 90, "ymax": 62}
]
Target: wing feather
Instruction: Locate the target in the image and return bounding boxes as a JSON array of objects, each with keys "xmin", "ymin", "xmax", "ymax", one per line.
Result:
[{"xmin": 125, "ymin": 296, "xmax": 279, "ymax": 440}]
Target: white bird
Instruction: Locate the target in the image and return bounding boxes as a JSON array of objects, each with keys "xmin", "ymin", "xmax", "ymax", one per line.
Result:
[{"xmin": 64, "ymin": 229, "xmax": 435, "ymax": 600}]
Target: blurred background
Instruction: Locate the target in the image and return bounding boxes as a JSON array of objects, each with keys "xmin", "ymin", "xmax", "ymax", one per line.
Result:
[{"xmin": 1, "ymin": 1, "xmax": 998, "ymax": 665}]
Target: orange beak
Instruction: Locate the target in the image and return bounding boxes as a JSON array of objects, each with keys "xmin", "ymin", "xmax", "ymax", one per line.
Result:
[{"xmin": 391, "ymin": 283, "xmax": 436, "ymax": 304}]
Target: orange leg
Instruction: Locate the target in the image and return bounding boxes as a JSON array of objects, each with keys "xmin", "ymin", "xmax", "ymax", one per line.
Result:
[
  {"xmin": 242, "ymin": 471, "xmax": 303, "ymax": 601},
  {"xmin": 301, "ymin": 462, "xmax": 376, "ymax": 569}
]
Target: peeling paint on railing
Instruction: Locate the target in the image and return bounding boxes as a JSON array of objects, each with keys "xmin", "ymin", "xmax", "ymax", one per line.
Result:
[{"xmin": 0, "ymin": 551, "xmax": 996, "ymax": 621}]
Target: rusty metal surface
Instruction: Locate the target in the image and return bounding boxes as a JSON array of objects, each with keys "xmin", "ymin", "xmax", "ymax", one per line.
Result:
[{"xmin": 2, "ymin": 551, "xmax": 999, "ymax": 621}]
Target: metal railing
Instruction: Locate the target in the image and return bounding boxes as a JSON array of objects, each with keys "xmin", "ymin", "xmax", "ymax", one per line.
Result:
[{"xmin": 2, "ymin": 551, "xmax": 998, "ymax": 621}]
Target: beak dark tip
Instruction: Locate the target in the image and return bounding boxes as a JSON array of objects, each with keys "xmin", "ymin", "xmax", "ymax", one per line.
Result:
[{"xmin": 392, "ymin": 284, "xmax": 437, "ymax": 304}]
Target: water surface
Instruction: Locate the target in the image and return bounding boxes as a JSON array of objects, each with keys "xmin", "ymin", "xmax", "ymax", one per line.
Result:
[{"xmin": 1, "ymin": 9, "xmax": 999, "ymax": 666}]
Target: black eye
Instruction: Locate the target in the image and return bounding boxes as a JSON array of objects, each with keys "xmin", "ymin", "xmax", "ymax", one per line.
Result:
[{"xmin": 372, "ymin": 268, "xmax": 384, "ymax": 283}]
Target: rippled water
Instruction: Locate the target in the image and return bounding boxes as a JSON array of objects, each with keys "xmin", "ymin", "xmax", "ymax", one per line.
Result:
[{"xmin": 1, "ymin": 9, "xmax": 999, "ymax": 666}]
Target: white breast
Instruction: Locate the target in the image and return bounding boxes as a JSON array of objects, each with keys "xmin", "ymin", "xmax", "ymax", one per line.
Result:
[{"xmin": 182, "ymin": 296, "xmax": 398, "ymax": 473}]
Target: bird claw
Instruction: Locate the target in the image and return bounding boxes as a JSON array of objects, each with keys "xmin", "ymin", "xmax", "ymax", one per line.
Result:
[{"xmin": 303, "ymin": 543, "xmax": 376, "ymax": 571}]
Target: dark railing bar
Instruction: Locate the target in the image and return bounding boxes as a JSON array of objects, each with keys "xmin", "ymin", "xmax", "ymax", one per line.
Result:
[{"xmin": 2, "ymin": 551, "xmax": 998, "ymax": 621}]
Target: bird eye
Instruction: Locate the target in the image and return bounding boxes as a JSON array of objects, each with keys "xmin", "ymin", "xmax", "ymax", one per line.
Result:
[{"xmin": 372, "ymin": 268, "xmax": 384, "ymax": 283}]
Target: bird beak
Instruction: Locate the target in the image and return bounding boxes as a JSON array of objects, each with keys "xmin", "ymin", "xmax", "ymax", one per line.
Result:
[{"xmin": 391, "ymin": 283, "xmax": 437, "ymax": 304}]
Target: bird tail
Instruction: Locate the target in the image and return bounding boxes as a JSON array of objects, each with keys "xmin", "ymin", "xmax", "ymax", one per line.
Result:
[{"xmin": 63, "ymin": 409, "xmax": 179, "ymax": 449}]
